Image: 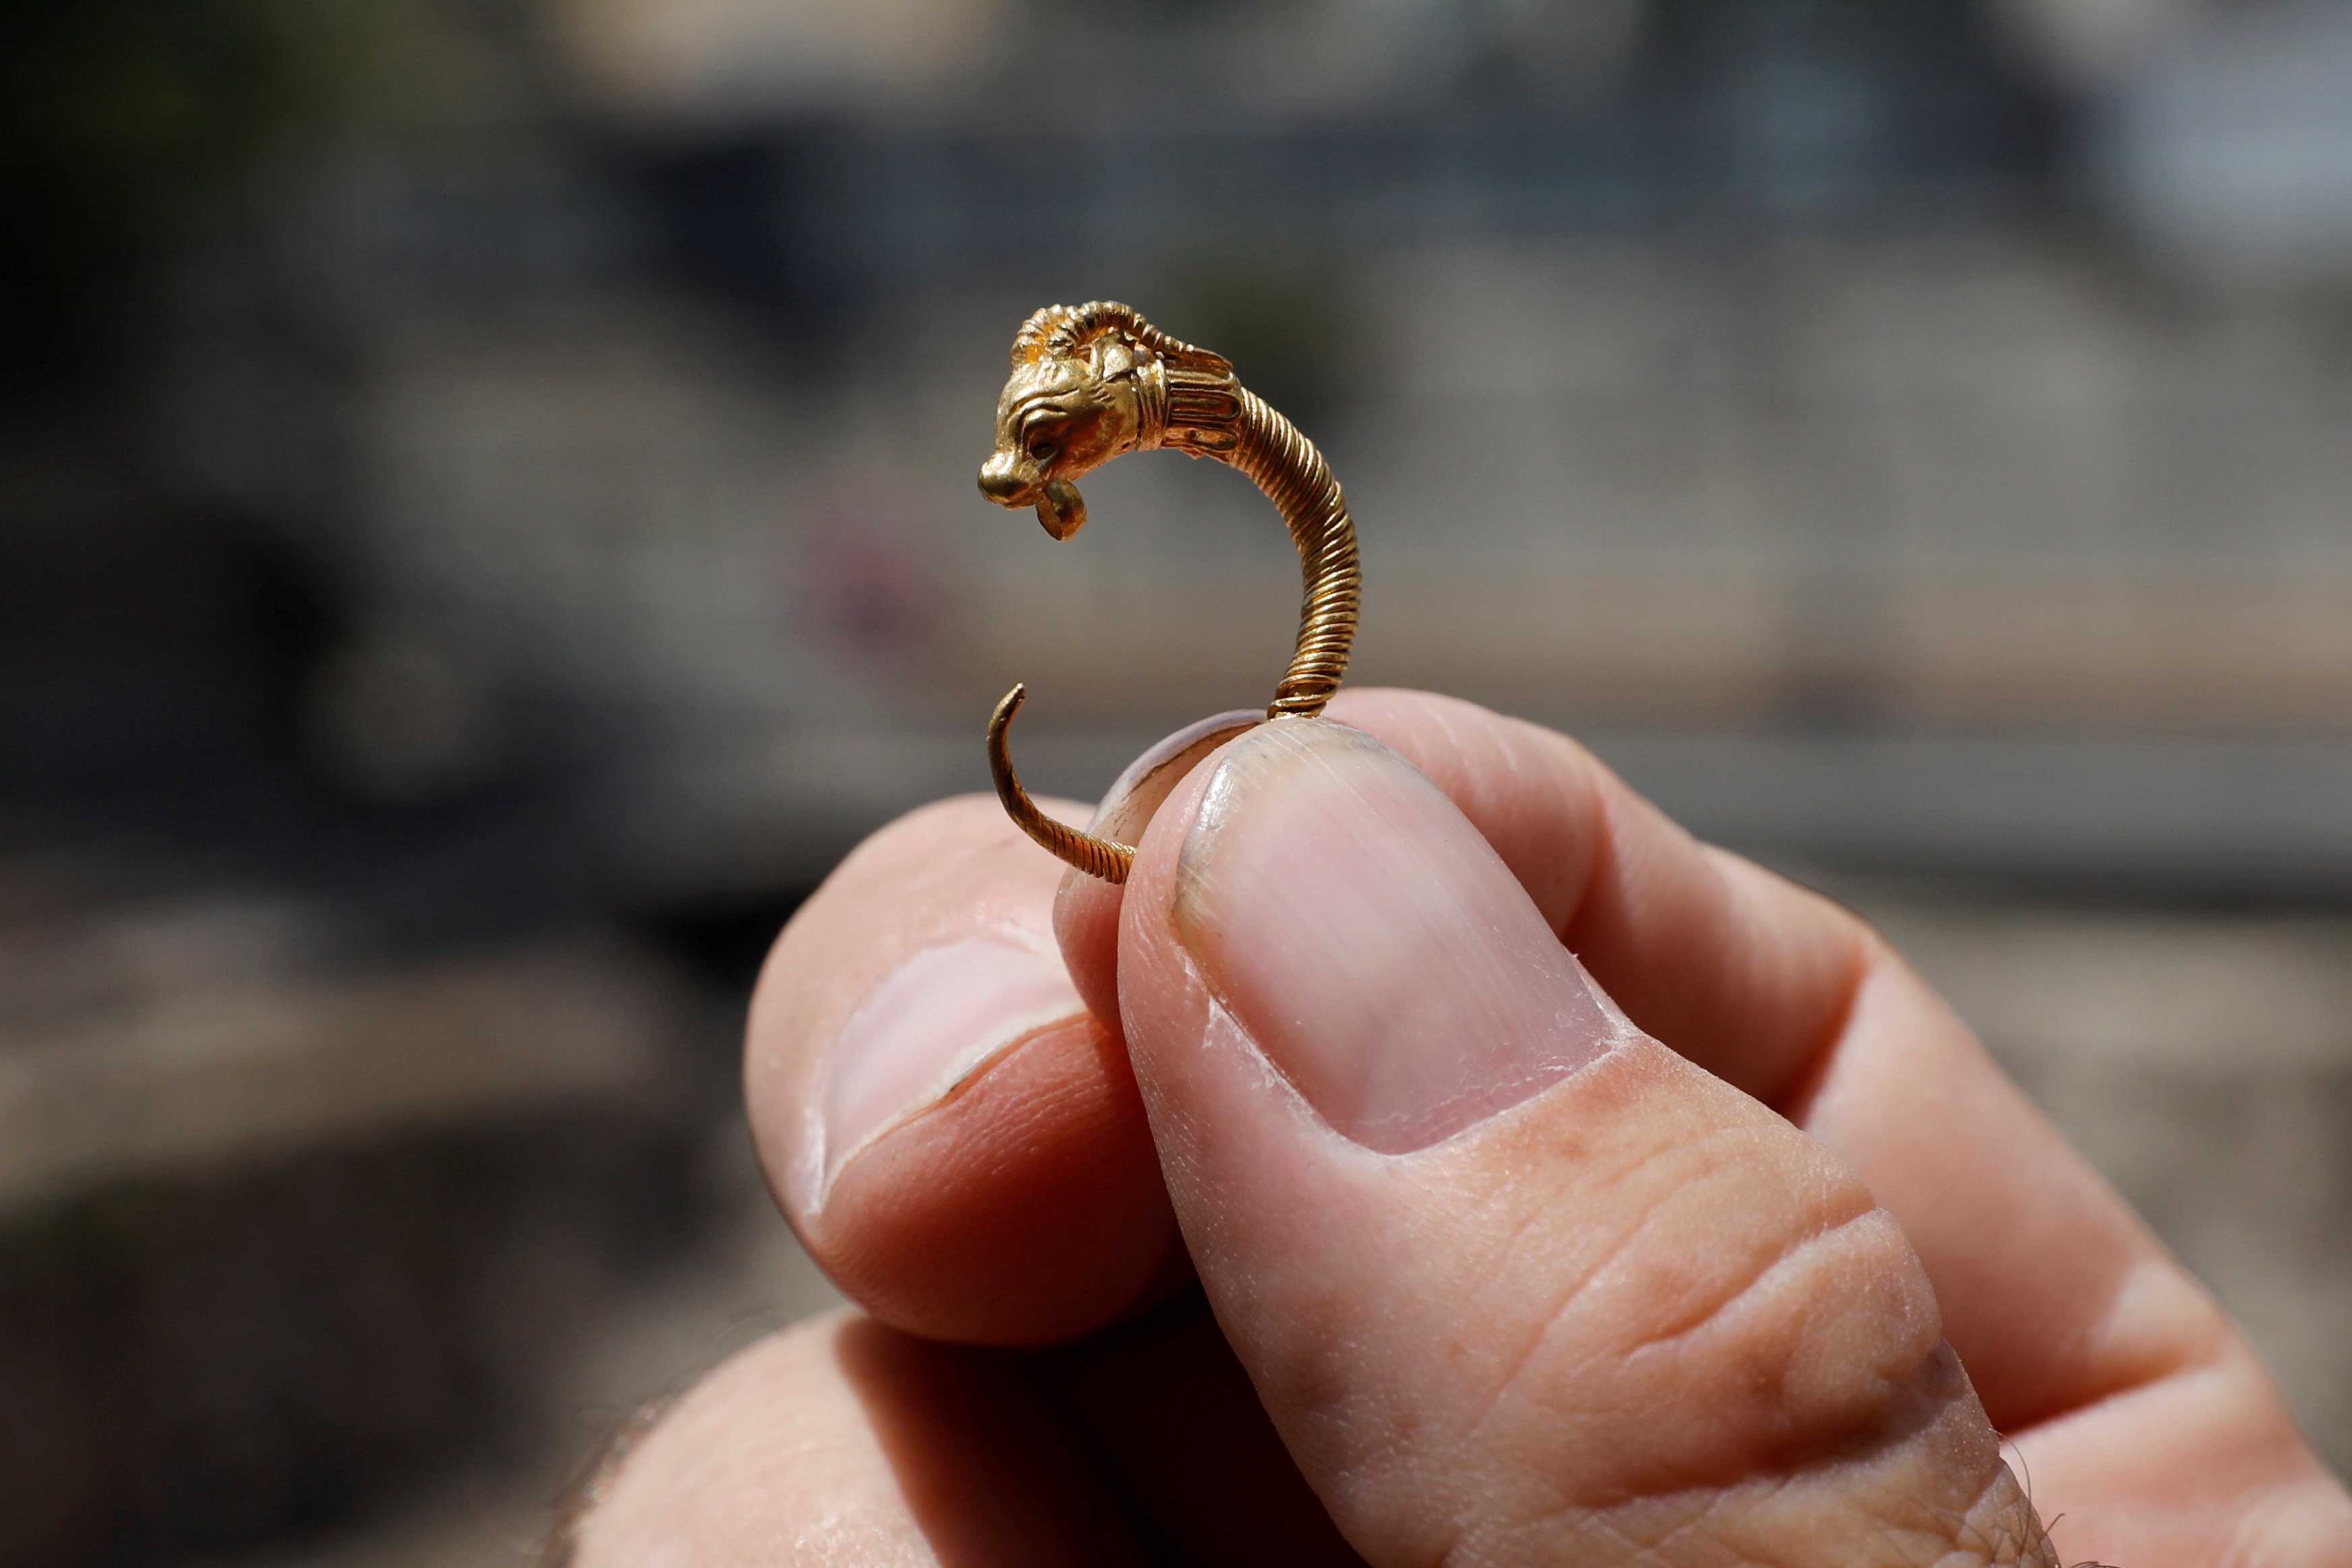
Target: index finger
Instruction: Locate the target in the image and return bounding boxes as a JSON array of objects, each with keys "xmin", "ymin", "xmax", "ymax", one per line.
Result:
[{"xmin": 746, "ymin": 794, "xmax": 1182, "ymax": 1346}]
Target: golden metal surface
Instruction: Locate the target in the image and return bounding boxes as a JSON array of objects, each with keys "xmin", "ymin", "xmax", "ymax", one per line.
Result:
[{"xmin": 977, "ymin": 301, "xmax": 1363, "ymax": 882}]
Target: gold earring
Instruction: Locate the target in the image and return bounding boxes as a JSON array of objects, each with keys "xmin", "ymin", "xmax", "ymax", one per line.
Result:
[{"xmin": 977, "ymin": 301, "xmax": 1362, "ymax": 883}]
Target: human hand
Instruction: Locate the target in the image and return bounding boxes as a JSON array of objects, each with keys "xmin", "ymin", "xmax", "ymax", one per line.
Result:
[{"xmin": 570, "ymin": 690, "xmax": 2352, "ymax": 1567}]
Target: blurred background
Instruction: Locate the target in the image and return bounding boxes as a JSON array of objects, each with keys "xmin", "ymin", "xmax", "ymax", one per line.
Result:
[{"xmin": 5, "ymin": 0, "xmax": 2351, "ymax": 1560}]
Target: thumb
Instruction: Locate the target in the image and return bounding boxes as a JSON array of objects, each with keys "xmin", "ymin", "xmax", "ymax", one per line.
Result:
[{"xmin": 1114, "ymin": 719, "xmax": 2054, "ymax": 1567}]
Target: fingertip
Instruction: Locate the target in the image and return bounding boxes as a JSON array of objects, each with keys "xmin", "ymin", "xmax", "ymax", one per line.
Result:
[
  {"xmin": 1054, "ymin": 871, "xmax": 1123, "ymax": 1033},
  {"xmin": 1324, "ymin": 686, "xmax": 1608, "ymax": 933},
  {"xmin": 744, "ymin": 793, "xmax": 1180, "ymax": 1346},
  {"xmin": 1056, "ymin": 709, "xmax": 1265, "ymax": 1030},
  {"xmin": 808, "ymin": 1014, "xmax": 1183, "ymax": 1345}
]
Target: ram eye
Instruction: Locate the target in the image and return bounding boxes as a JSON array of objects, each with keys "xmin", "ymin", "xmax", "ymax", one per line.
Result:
[{"xmin": 1023, "ymin": 425, "xmax": 1062, "ymax": 461}]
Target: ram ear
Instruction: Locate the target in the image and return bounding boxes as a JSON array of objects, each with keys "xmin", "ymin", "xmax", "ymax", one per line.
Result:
[{"xmin": 1162, "ymin": 342, "xmax": 1232, "ymax": 377}]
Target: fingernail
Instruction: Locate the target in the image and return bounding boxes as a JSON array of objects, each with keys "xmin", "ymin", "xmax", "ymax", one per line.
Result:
[
  {"xmin": 817, "ymin": 938, "xmax": 1085, "ymax": 1197},
  {"xmin": 1055, "ymin": 711, "xmax": 1266, "ymax": 1026},
  {"xmin": 1174, "ymin": 720, "xmax": 1625, "ymax": 1153},
  {"xmin": 1087, "ymin": 709, "xmax": 1263, "ymax": 846}
]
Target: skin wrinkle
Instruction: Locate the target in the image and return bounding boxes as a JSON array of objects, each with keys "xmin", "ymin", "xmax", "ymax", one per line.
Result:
[
  {"xmin": 1529, "ymin": 1300, "xmax": 1954, "ymax": 1528},
  {"xmin": 1479, "ymin": 1451, "xmax": 2018, "ymax": 1568},
  {"xmin": 1640, "ymin": 1482, "xmax": 1747, "ymax": 1563},
  {"xmin": 1571, "ymin": 1494, "xmax": 1683, "ymax": 1562},
  {"xmin": 2220, "ymin": 1474, "xmax": 2352, "ymax": 1568},
  {"xmin": 1546, "ymin": 1498, "xmax": 1679, "ymax": 1566},
  {"xmin": 1613, "ymin": 1201, "xmax": 1886, "ymax": 1368},
  {"xmin": 1954, "ymin": 1467, "xmax": 2062, "ymax": 1568},
  {"xmin": 1399, "ymin": 1095, "xmax": 1954, "ymax": 1542},
  {"xmin": 1590, "ymin": 1475, "xmax": 1794, "ymax": 1566},
  {"xmin": 1446, "ymin": 1118, "xmax": 1794, "ymax": 1455},
  {"xmin": 1444, "ymin": 1203, "xmax": 1593, "ymax": 1455},
  {"xmin": 2009, "ymin": 1347, "xmax": 2341, "ymax": 1565},
  {"xmin": 1620, "ymin": 866, "xmax": 2187, "ymax": 1450},
  {"xmin": 2022, "ymin": 1256, "xmax": 2237, "ymax": 1437},
  {"xmin": 1506, "ymin": 1111, "xmax": 1784, "ymax": 1331},
  {"xmin": 2026, "ymin": 1314, "xmax": 2213, "ymax": 1444},
  {"xmin": 1697, "ymin": 1450, "xmax": 2031, "ymax": 1568}
]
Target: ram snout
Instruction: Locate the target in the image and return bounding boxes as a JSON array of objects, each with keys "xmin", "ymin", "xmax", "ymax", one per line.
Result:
[{"xmin": 978, "ymin": 448, "xmax": 1037, "ymax": 508}]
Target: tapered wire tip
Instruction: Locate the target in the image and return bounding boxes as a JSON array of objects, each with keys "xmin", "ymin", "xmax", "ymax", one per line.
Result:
[
  {"xmin": 992, "ymin": 683, "xmax": 1027, "ymax": 728},
  {"xmin": 984, "ymin": 680, "xmax": 1135, "ymax": 884},
  {"xmin": 986, "ymin": 684, "xmax": 1027, "ymax": 805}
]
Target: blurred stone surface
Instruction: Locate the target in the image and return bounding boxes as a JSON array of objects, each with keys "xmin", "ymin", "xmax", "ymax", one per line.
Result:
[
  {"xmin": 0, "ymin": 896, "xmax": 692, "ymax": 1214},
  {"xmin": 0, "ymin": 1106, "xmax": 736, "ymax": 1568},
  {"xmin": 0, "ymin": 867, "xmax": 822, "ymax": 1568},
  {"xmin": 224, "ymin": 1123, "xmax": 843, "ymax": 1568},
  {"xmin": 311, "ymin": 230, "xmax": 2352, "ymax": 900}
]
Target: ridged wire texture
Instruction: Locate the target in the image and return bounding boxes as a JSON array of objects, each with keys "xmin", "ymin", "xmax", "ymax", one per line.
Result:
[
  {"xmin": 984, "ymin": 303, "xmax": 1362, "ymax": 883},
  {"xmin": 1232, "ymin": 384, "xmax": 1360, "ymax": 719},
  {"xmin": 988, "ymin": 684, "xmax": 1137, "ymax": 882}
]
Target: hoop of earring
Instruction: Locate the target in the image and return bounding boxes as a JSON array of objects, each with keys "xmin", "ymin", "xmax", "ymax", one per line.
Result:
[{"xmin": 975, "ymin": 301, "xmax": 1362, "ymax": 884}]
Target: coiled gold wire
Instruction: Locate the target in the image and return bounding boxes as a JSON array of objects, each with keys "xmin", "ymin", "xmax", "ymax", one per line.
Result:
[{"xmin": 1233, "ymin": 386, "xmax": 1360, "ymax": 719}]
